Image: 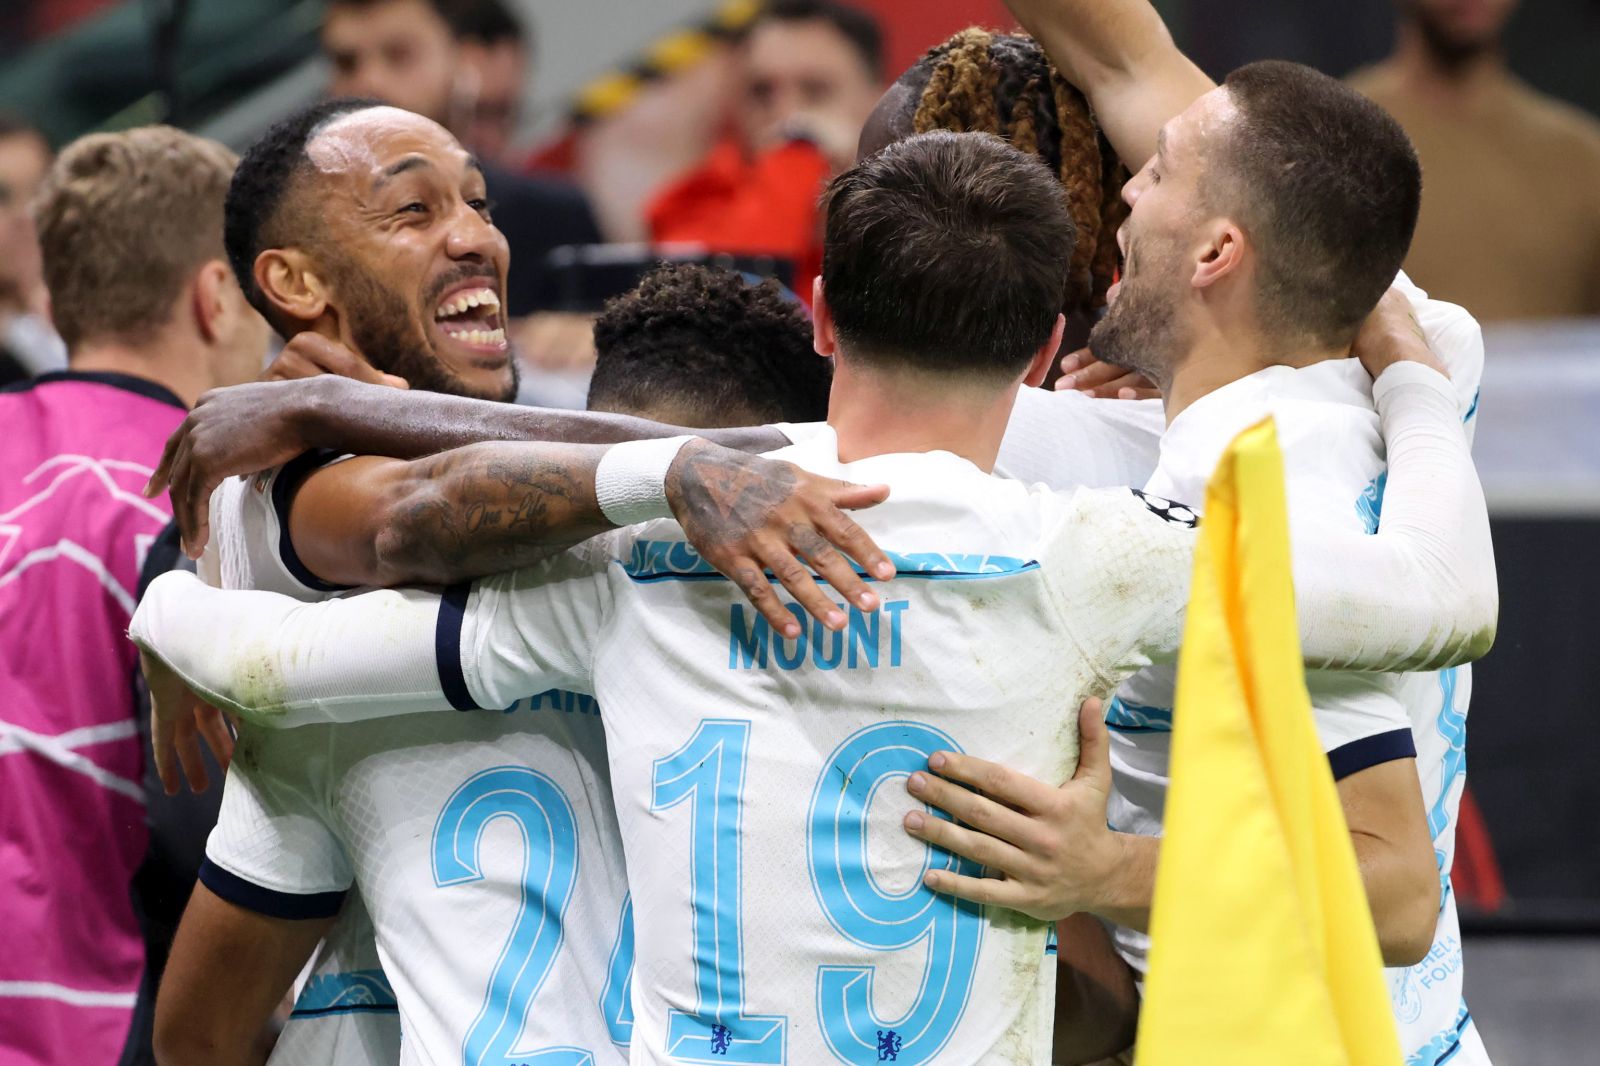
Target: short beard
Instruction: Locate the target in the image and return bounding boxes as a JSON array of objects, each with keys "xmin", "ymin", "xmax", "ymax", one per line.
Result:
[
  {"xmin": 335, "ymin": 261, "xmax": 519, "ymax": 403},
  {"xmin": 1087, "ymin": 274, "xmax": 1185, "ymax": 389},
  {"xmin": 1412, "ymin": 5, "xmax": 1500, "ymax": 69}
]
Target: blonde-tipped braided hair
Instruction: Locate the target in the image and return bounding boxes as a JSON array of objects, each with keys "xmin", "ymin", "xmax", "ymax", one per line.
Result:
[{"xmin": 911, "ymin": 28, "xmax": 1128, "ymax": 314}]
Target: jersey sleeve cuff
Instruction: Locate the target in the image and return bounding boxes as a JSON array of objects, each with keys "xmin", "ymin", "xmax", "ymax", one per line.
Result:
[
  {"xmin": 199, "ymin": 858, "xmax": 348, "ymax": 920},
  {"xmin": 1325, "ymin": 727, "xmax": 1417, "ymax": 781},
  {"xmin": 436, "ymin": 581, "xmax": 483, "ymax": 710},
  {"xmin": 271, "ymin": 449, "xmax": 356, "ymax": 594},
  {"xmin": 1370, "ymin": 361, "xmax": 1455, "ymax": 406}
]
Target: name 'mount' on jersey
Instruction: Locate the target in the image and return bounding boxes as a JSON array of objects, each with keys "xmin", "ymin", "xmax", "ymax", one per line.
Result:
[{"xmin": 446, "ymin": 430, "xmax": 1198, "ymax": 1065}]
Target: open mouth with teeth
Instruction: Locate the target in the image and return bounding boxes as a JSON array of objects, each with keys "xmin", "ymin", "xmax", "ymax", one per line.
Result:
[{"xmin": 432, "ymin": 286, "xmax": 507, "ymax": 352}]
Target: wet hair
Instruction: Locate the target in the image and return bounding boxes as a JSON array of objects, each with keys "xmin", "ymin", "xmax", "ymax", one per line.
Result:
[
  {"xmin": 897, "ymin": 29, "xmax": 1126, "ymax": 315},
  {"xmin": 822, "ymin": 131, "xmax": 1074, "ymax": 379},
  {"xmin": 757, "ymin": 0, "xmax": 884, "ymax": 81},
  {"xmin": 222, "ymin": 97, "xmax": 381, "ymax": 320},
  {"xmin": 1217, "ymin": 60, "xmax": 1421, "ymax": 346},
  {"xmin": 589, "ymin": 263, "xmax": 830, "ymax": 425}
]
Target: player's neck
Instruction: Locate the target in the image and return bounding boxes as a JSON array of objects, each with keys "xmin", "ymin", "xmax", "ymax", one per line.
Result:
[
  {"xmin": 1162, "ymin": 324, "xmax": 1347, "ymax": 423},
  {"xmin": 1389, "ymin": 23, "xmax": 1507, "ymax": 106},
  {"xmin": 826, "ymin": 361, "xmax": 1019, "ymax": 472},
  {"xmin": 69, "ymin": 334, "xmax": 214, "ymax": 409}
]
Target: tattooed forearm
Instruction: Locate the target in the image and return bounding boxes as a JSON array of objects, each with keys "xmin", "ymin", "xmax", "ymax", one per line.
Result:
[{"xmin": 370, "ymin": 442, "xmax": 611, "ymax": 584}]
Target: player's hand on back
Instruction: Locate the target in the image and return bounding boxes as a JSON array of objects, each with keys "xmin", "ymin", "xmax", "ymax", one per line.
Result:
[
  {"xmin": 665, "ymin": 439, "xmax": 896, "ymax": 639},
  {"xmin": 902, "ymin": 697, "xmax": 1128, "ymax": 922},
  {"xmin": 141, "ymin": 648, "xmax": 233, "ymax": 796},
  {"xmin": 1054, "ymin": 348, "xmax": 1160, "ymax": 400},
  {"xmin": 1353, "ymin": 286, "xmax": 1449, "ymax": 381}
]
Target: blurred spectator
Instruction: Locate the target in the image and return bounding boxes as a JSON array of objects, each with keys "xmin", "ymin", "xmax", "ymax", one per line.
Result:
[
  {"xmin": 645, "ymin": 0, "xmax": 885, "ymax": 303},
  {"xmin": 453, "ymin": 0, "xmax": 529, "ymax": 167},
  {"xmin": 0, "ymin": 126, "xmax": 267, "ymax": 1066},
  {"xmin": 0, "ymin": 114, "xmax": 64, "ymax": 386},
  {"xmin": 321, "ymin": 0, "xmax": 601, "ymax": 315},
  {"xmin": 1349, "ymin": 0, "xmax": 1600, "ymax": 320}
]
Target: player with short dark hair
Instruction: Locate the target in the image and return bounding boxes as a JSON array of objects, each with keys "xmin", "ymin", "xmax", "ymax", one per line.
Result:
[
  {"xmin": 822, "ymin": 129, "xmax": 1075, "ymax": 378},
  {"xmin": 895, "ymin": 4, "xmax": 1494, "ymax": 1063},
  {"xmin": 589, "ymin": 263, "xmax": 829, "ymax": 426}
]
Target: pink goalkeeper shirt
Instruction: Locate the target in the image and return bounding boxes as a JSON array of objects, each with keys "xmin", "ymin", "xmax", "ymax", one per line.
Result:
[{"xmin": 0, "ymin": 371, "xmax": 184, "ymax": 1065}]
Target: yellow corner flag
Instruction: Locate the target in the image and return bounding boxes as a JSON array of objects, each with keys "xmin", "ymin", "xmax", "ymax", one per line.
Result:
[{"xmin": 1136, "ymin": 418, "xmax": 1402, "ymax": 1066}]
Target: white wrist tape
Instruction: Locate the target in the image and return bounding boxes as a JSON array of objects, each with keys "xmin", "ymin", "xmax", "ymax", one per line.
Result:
[{"xmin": 595, "ymin": 435, "xmax": 697, "ymax": 527}]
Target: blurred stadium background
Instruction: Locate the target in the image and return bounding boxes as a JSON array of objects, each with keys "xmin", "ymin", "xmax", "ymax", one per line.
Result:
[{"xmin": 3, "ymin": 0, "xmax": 1598, "ymax": 1061}]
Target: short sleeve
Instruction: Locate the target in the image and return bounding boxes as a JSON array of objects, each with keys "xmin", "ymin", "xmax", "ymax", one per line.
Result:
[
  {"xmin": 211, "ymin": 451, "xmax": 355, "ymax": 599},
  {"xmin": 201, "ymin": 725, "xmax": 353, "ymax": 920},
  {"xmin": 452, "ymin": 533, "xmax": 619, "ymax": 710}
]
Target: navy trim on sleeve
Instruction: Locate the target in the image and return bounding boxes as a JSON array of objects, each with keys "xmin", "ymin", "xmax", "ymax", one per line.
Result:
[
  {"xmin": 437, "ymin": 582, "xmax": 481, "ymax": 710},
  {"xmin": 271, "ymin": 449, "xmax": 355, "ymax": 593},
  {"xmin": 199, "ymin": 858, "xmax": 347, "ymax": 920},
  {"xmin": 1326, "ymin": 728, "xmax": 1417, "ymax": 782}
]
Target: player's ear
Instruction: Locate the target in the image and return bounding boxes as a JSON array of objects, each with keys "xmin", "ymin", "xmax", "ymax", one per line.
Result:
[
  {"xmin": 1192, "ymin": 220, "xmax": 1245, "ymax": 290},
  {"xmin": 812, "ymin": 277, "xmax": 838, "ymax": 359},
  {"xmin": 189, "ymin": 260, "xmax": 232, "ymax": 344},
  {"xmin": 1023, "ymin": 314, "xmax": 1065, "ymax": 388},
  {"xmin": 255, "ymin": 248, "xmax": 331, "ymax": 327}
]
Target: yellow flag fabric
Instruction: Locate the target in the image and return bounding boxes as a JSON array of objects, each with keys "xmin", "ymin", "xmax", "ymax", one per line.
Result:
[{"xmin": 1135, "ymin": 417, "xmax": 1402, "ymax": 1066}]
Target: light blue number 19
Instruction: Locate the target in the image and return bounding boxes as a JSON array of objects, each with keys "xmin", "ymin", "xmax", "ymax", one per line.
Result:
[
  {"xmin": 651, "ymin": 719, "xmax": 787, "ymax": 1063},
  {"xmin": 433, "ymin": 766, "xmax": 591, "ymax": 1066},
  {"xmin": 808, "ymin": 722, "xmax": 985, "ymax": 1064}
]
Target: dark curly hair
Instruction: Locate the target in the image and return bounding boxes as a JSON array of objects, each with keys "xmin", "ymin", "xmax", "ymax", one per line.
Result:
[
  {"xmin": 223, "ymin": 97, "xmax": 382, "ymax": 320},
  {"xmin": 588, "ymin": 264, "xmax": 830, "ymax": 426},
  {"xmin": 897, "ymin": 29, "xmax": 1127, "ymax": 315}
]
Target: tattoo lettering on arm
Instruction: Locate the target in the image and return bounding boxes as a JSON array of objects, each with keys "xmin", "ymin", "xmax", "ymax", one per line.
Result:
[{"xmin": 373, "ymin": 442, "xmax": 610, "ymax": 585}]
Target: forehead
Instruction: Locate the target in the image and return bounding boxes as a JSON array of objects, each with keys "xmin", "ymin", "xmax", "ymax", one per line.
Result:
[
  {"xmin": 305, "ymin": 107, "xmax": 469, "ymax": 182},
  {"xmin": 324, "ymin": 0, "xmax": 450, "ymax": 42},
  {"xmin": 746, "ymin": 19, "xmax": 872, "ymax": 80},
  {"xmin": 1161, "ymin": 86, "xmax": 1239, "ymax": 160}
]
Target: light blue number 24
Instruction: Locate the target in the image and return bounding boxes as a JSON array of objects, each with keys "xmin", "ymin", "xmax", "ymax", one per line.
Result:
[{"xmin": 433, "ymin": 766, "xmax": 592, "ymax": 1066}]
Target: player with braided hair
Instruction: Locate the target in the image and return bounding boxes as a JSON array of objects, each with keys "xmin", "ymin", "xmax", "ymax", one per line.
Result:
[{"xmin": 860, "ymin": 28, "xmax": 1127, "ymax": 321}]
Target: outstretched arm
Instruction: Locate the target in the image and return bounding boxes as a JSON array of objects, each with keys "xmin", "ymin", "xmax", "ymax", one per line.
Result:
[
  {"xmin": 284, "ymin": 435, "xmax": 890, "ymax": 634},
  {"xmin": 1003, "ymin": 0, "xmax": 1213, "ymax": 167},
  {"xmin": 148, "ymin": 370, "xmax": 788, "ymax": 558}
]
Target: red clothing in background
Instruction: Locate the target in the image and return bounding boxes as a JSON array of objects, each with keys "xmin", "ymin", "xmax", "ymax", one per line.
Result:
[{"xmin": 646, "ymin": 138, "xmax": 829, "ymax": 303}]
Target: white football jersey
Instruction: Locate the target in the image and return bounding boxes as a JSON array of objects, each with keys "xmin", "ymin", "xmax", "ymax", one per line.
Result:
[
  {"xmin": 445, "ymin": 430, "xmax": 1200, "ymax": 1066},
  {"xmin": 203, "ymin": 460, "xmax": 635, "ymax": 1066},
  {"xmin": 1097, "ymin": 276, "xmax": 1493, "ymax": 1066}
]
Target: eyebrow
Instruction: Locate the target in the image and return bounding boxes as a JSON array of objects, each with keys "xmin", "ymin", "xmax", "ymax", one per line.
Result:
[
  {"xmin": 375, "ymin": 155, "xmax": 433, "ymax": 186},
  {"xmin": 374, "ymin": 153, "xmax": 484, "ymax": 187},
  {"xmin": 1156, "ymin": 127, "xmax": 1169, "ymax": 161}
]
